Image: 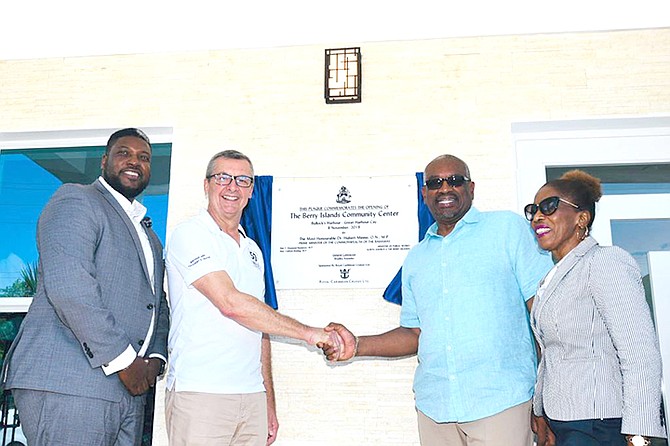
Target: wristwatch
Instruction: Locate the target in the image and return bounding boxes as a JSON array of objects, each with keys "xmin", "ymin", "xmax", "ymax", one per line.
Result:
[{"xmin": 628, "ymin": 435, "xmax": 651, "ymax": 446}]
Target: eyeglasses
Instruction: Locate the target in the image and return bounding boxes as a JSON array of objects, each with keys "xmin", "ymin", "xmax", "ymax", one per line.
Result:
[
  {"xmin": 207, "ymin": 172, "xmax": 254, "ymax": 188},
  {"xmin": 424, "ymin": 175, "xmax": 471, "ymax": 190},
  {"xmin": 524, "ymin": 196, "xmax": 580, "ymax": 221}
]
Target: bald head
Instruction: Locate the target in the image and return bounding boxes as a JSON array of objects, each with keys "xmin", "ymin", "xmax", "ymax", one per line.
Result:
[{"xmin": 425, "ymin": 155, "xmax": 470, "ymax": 178}]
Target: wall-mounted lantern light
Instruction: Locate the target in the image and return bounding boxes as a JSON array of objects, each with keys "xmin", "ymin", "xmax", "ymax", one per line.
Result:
[{"xmin": 324, "ymin": 47, "xmax": 361, "ymax": 104}]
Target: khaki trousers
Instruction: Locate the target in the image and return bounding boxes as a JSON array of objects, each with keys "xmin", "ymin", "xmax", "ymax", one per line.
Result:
[
  {"xmin": 417, "ymin": 400, "xmax": 533, "ymax": 446},
  {"xmin": 165, "ymin": 389, "xmax": 267, "ymax": 446}
]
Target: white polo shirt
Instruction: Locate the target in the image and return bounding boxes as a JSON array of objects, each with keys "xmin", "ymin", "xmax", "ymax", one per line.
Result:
[{"xmin": 165, "ymin": 209, "xmax": 265, "ymax": 394}]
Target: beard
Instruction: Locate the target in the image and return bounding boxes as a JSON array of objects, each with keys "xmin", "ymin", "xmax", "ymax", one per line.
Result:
[{"xmin": 102, "ymin": 169, "xmax": 150, "ymax": 201}]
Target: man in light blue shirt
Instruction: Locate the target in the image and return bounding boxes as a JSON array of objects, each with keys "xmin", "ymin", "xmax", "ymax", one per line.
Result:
[{"xmin": 325, "ymin": 155, "xmax": 554, "ymax": 446}]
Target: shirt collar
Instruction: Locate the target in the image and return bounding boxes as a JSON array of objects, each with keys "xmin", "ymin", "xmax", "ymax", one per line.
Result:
[
  {"xmin": 199, "ymin": 208, "xmax": 247, "ymax": 238},
  {"xmin": 98, "ymin": 176, "xmax": 147, "ymax": 223},
  {"xmin": 426, "ymin": 206, "xmax": 480, "ymax": 238}
]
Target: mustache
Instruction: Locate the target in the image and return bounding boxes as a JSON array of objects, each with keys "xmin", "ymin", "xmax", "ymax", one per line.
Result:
[{"xmin": 435, "ymin": 192, "xmax": 459, "ymax": 200}]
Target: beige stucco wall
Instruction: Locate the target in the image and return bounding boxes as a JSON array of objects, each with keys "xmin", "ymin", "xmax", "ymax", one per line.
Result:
[{"xmin": 1, "ymin": 28, "xmax": 669, "ymax": 445}]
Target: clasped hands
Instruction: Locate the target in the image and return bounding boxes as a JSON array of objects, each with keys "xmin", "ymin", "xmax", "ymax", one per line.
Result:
[{"xmin": 311, "ymin": 322, "xmax": 357, "ymax": 362}]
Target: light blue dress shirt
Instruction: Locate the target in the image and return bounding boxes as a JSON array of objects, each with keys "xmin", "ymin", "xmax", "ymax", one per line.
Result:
[{"xmin": 400, "ymin": 207, "xmax": 553, "ymax": 423}]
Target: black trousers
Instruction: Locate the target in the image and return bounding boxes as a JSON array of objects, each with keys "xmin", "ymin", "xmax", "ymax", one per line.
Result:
[{"xmin": 547, "ymin": 417, "xmax": 626, "ymax": 446}]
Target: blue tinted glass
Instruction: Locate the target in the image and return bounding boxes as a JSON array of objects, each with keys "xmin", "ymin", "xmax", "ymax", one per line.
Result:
[
  {"xmin": 611, "ymin": 218, "xmax": 670, "ymax": 324},
  {"xmin": 546, "ymin": 164, "xmax": 670, "ymax": 196},
  {"xmin": 0, "ymin": 144, "xmax": 171, "ymax": 297},
  {"xmin": 602, "ymin": 183, "xmax": 670, "ymax": 195},
  {"xmin": 610, "ymin": 218, "xmax": 670, "ymax": 277}
]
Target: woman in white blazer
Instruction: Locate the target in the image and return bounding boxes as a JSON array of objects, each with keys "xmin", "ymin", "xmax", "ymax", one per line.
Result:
[{"xmin": 524, "ymin": 170, "xmax": 665, "ymax": 446}]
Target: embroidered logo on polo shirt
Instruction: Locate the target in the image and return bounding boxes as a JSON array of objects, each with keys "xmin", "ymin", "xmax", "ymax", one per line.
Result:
[
  {"xmin": 188, "ymin": 254, "xmax": 210, "ymax": 267},
  {"xmin": 249, "ymin": 250, "xmax": 261, "ymax": 270}
]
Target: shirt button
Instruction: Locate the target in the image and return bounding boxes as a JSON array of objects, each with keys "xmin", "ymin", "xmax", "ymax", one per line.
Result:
[
  {"xmin": 446, "ymin": 345, "xmax": 452, "ymax": 351},
  {"xmin": 138, "ymin": 339, "xmax": 144, "ymax": 346},
  {"xmin": 445, "ymin": 316, "xmax": 450, "ymax": 321},
  {"xmin": 449, "ymin": 375, "xmax": 456, "ymax": 381},
  {"xmin": 147, "ymin": 304, "xmax": 154, "ymax": 310}
]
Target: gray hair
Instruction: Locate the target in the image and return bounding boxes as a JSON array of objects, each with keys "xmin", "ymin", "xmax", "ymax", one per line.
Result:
[{"xmin": 205, "ymin": 150, "xmax": 254, "ymax": 178}]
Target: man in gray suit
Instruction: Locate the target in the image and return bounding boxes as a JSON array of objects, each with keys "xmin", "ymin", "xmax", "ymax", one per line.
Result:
[{"xmin": 3, "ymin": 128, "xmax": 169, "ymax": 446}]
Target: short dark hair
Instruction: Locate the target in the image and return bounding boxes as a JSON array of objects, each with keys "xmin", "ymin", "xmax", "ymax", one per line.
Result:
[
  {"xmin": 106, "ymin": 128, "xmax": 151, "ymax": 155},
  {"xmin": 206, "ymin": 150, "xmax": 254, "ymax": 178}
]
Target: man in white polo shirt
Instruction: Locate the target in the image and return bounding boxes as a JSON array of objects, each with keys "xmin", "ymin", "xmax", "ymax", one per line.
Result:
[{"xmin": 165, "ymin": 150, "xmax": 339, "ymax": 446}]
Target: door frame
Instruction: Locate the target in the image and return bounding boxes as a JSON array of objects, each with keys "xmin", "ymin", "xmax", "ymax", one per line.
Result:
[{"xmin": 513, "ymin": 116, "xmax": 670, "ymax": 221}]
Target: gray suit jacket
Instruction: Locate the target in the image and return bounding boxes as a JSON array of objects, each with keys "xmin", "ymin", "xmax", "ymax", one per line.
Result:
[
  {"xmin": 5, "ymin": 179, "xmax": 169, "ymax": 403},
  {"xmin": 531, "ymin": 237, "xmax": 665, "ymax": 437}
]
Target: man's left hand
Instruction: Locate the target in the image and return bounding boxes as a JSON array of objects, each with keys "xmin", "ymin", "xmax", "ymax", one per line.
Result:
[
  {"xmin": 267, "ymin": 403, "xmax": 279, "ymax": 445},
  {"xmin": 144, "ymin": 357, "xmax": 163, "ymax": 382},
  {"xmin": 118, "ymin": 357, "xmax": 163, "ymax": 396}
]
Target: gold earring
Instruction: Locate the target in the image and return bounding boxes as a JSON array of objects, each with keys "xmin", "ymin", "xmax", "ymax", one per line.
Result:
[{"xmin": 577, "ymin": 225, "xmax": 589, "ymax": 241}]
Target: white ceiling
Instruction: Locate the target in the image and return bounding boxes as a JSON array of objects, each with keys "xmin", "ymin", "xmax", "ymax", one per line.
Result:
[{"xmin": 2, "ymin": 0, "xmax": 669, "ymax": 60}]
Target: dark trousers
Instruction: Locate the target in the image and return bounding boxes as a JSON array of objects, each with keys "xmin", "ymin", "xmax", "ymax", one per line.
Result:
[{"xmin": 547, "ymin": 417, "xmax": 626, "ymax": 446}]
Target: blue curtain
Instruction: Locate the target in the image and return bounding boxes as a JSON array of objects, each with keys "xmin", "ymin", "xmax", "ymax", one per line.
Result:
[
  {"xmin": 241, "ymin": 175, "xmax": 278, "ymax": 309},
  {"xmin": 382, "ymin": 172, "xmax": 435, "ymax": 305}
]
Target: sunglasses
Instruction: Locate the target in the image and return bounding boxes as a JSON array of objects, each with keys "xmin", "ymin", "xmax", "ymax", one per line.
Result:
[
  {"xmin": 524, "ymin": 196, "xmax": 580, "ymax": 221},
  {"xmin": 424, "ymin": 175, "xmax": 471, "ymax": 190},
  {"xmin": 207, "ymin": 172, "xmax": 254, "ymax": 188}
]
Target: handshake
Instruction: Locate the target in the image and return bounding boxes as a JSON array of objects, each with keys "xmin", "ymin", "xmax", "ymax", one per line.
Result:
[{"xmin": 309, "ymin": 323, "xmax": 356, "ymax": 362}]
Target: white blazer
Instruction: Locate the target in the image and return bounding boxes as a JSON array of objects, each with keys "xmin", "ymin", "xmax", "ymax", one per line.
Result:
[{"xmin": 531, "ymin": 237, "xmax": 666, "ymax": 438}]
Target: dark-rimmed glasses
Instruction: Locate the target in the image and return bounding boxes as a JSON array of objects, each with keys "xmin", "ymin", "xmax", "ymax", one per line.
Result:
[
  {"xmin": 207, "ymin": 172, "xmax": 254, "ymax": 188},
  {"xmin": 424, "ymin": 175, "xmax": 471, "ymax": 190},
  {"xmin": 524, "ymin": 196, "xmax": 580, "ymax": 221}
]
